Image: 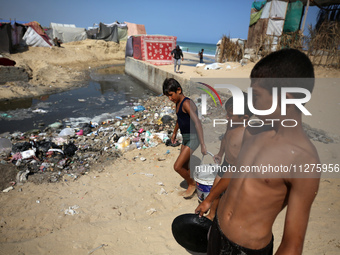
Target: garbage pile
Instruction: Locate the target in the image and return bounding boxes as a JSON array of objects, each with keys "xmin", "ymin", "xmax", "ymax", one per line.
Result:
[{"xmin": 0, "ymin": 95, "xmax": 180, "ymax": 189}]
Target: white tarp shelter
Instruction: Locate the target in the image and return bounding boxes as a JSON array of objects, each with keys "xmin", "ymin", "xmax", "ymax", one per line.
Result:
[
  {"xmin": 22, "ymin": 27, "xmax": 52, "ymax": 48},
  {"xmin": 49, "ymin": 22, "xmax": 87, "ymax": 43}
]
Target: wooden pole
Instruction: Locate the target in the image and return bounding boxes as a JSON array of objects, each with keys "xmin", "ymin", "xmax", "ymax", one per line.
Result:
[{"xmin": 301, "ymin": 0, "xmax": 310, "ymax": 33}]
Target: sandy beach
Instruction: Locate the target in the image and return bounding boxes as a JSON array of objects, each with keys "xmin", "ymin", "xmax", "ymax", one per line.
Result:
[{"xmin": 0, "ymin": 40, "xmax": 339, "ymax": 254}]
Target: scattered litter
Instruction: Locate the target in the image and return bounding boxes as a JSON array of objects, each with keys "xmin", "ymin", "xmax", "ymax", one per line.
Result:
[
  {"xmin": 165, "ymin": 139, "xmax": 180, "ymax": 147},
  {"xmin": 32, "ymin": 109, "xmax": 47, "ymax": 113},
  {"xmin": 0, "ymin": 94, "xmax": 237, "ymax": 187},
  {"xmin": 158, "ymin": 187, "xmax": 168, "ymax": 195},
  {"xmin": 133, "ymin": 105, "xmax": 145, "ymax": 112},
  {"xmin": 58, "ymin": 128, "xmax": 75, "ymax": 137},
  {"xmin": 146, "ymin": 208, "xmax": 157, "ymax": 215},
  {"xmin": 0, "ymin": 113, "xmax": 12, "ymax": 118},
  {"xmin": 21, "ymin": 149, "xmax": 36, "ymax": 159},
  {"xmin": 156, "ymin": 182, "xmax": 164, "ymax": 186},
  {"xmin": 204, "ymin": 63, "xmax": 222, "ymax": 70},
  {"xmin": 140, "ymin": 173, "xmax": 154, "ymax": 177},
  {"xmin": 88, "ymin": 244, "xmax": 108, "ymax": 254},
  {"xmin": 16, "ymin": 170, "xmax": 30, "ymax": 183},
  {"xmin": 47, "ymin": 149, "xmax": 64, "ymax": 154},
  {"xmin": 49, "ymin": 122, "xmax": 63, "ymax": 129},
  {"xmin": 2, "ymin": 186, "xmax": 14, "ymax": 193},
  {"xmin": 64, "ymin": 205, "xmax": 80, "ymax": 215}
]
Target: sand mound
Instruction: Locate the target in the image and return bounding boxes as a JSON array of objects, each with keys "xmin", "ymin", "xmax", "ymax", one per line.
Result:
[{"xmin": 0, "ymin": 39, "xmax": 126, "ymax": 100}]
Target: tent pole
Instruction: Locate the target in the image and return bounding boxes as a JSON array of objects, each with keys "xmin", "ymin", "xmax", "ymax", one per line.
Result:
[{"xmin": 301, "ymin": 0, "xmax": 310, "ymax": 33}]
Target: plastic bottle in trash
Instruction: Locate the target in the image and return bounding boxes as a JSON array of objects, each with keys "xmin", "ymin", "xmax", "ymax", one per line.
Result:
[
  {"xmin": 117, "ymin": 137, "xmax": 130, "ymax": 151},
  {"xmin": 127, "ymin": 124, "xmax": 136, "ymax": 133},
  {"xmin": 145, "ymin": 131, "xmax": 152, "ymax": 142},
  {"xmin": 133, "ymin": 105, "xmax": 145, "ymax": 112}
]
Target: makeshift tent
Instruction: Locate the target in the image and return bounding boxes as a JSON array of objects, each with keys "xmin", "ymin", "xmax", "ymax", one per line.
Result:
[
  {"xmin": 125, "ymin": 36, "xmax": 133, "ymax": 57},
  {"xmin": 22, "ymin": 21, "xmax": 52, "ymax": 48},
  {"xmin": 215, "ymin": 38, "xmax": 246, "ymax": 61},
  {"xmin": 125, "ymin": 22, "xmax": 146, "ymax": 37},
  {"xmin": 0, "ymin": 20, "xmax": 27, "ymax": 50},
  {"xmin": 97, "ymin": 22, "xmax": 128, "ymax": 43},
  {"xmin": 12, "ymin": 23, "xmax": 26, "ymax": 46},
  {"xmin": 0, "ymin": 23, "xmax": 13, "ymax": 53},
  {"xmin": 132, "ymin": 35, "xmax": 177, "ymax": 65},
  {"xmin": 25, "ymin": 22, "xmax": 52, "ymax": 45},
  {"xmin": 86, "ymin": 27, "xmax": 99, "ymax": 39},
  {"xmin": 22, "ymin": 27, "xmax": 52, "ymax": 48},
  {"xmin": 246, "ymin": 0, "xmax": 340, "ymax": 50},
  {"xmin": 283, "ymin": 1, "xmax": 304, "ymax": 32},
  {"xmin": 247, "ymin": 0, "xmax": 296, "ymax": 49},
  {"xmin": 117, "ymin": 24, "xmax": 128, "ymax": 41},
  {"xmin": 49, "ymin": 23, "xmax": 87, "ymax": 43},
  {"xmin": 97, "ymin": 22, "xmax": 118, "ymax": 42}
]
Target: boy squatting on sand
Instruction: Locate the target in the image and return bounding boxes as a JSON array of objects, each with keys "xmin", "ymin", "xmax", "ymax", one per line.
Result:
[
  {"xmin": 195, "ymin": 49, "xmax": 320, "ymax": 255},
  {"xmin": 163, "ymin": 78, "xmax": 207, "ymax": 198},
  {"xmin": 203, "ymin": 94, "xmax": 252, "ymax": 221}
]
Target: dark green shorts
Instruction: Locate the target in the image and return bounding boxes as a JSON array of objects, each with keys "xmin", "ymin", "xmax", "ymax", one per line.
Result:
[{"xmin": 182, "ymin": 133, "xmax": 200, "ymax": 151}]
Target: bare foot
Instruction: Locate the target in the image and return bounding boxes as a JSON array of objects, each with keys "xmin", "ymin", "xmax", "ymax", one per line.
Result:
[{"xmin": 182, "ymin": 185, "xmax": 196, "ymax": 199}]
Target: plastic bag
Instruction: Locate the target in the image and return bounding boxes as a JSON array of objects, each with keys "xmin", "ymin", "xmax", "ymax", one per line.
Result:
[{"xmin": 59, "ymin": 128, "xmax": 75, "ymax": 137}]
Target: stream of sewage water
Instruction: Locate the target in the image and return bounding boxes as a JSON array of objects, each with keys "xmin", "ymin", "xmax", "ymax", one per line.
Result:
[{"xmin": 0, "ymin": 65, "xmax": 157, "ymax": 134}]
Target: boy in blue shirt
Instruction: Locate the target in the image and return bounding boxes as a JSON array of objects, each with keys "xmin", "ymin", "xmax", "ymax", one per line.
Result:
[{"xmin": 163, "ymin": 78, "xmax": 207, "ymax": 198}]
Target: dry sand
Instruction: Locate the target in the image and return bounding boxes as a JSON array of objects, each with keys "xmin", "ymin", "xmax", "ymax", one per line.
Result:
[{"xmin": 0, "ymin": 41, "xmax": 339, "ymax": 254}]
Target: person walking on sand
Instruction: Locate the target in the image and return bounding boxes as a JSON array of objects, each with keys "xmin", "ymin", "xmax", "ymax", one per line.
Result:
[
  {"xmin": 171, "ymin": 45, "xmax": 184, "ymax": 73},
  {"xmin": 163, "ymin": 78, "xmax": 207, "ymax": 198},
  {"xmin": 198, "ymin": 49, "xmax": 204, "ymax": 63},
  {"xmin": 196, "ymin": 48, "xmax": 320, "ymax": 255}
]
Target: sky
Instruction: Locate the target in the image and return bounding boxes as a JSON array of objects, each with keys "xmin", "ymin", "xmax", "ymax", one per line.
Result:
[{"xmin": 0, "ymin": 0, "xmax": 320, "ymax": 44}]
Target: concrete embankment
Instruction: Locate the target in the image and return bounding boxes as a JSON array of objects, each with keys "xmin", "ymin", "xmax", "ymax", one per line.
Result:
[{"xmin": 125, "ymin": 57, "xmax": 192, "ymax": 94}]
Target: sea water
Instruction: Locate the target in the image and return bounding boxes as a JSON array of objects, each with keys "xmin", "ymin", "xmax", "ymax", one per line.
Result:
[{"xmin": 177, "ymin": 41, "xmax": 217, "ymax": 57}]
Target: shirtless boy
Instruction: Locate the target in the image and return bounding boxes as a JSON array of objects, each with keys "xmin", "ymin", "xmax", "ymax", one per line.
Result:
[
  {"xmin": 196, "ymin": 49, "xmax": 320, "ymax": 254},
  {"xmin": 198, "ymin": 94, "xmax": 252, "ymax": 220}
]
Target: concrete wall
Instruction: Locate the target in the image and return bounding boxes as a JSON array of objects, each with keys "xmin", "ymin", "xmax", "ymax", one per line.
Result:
[
  {"xmin": 125, "ymin": 57, "xmax": 191, "ymax": 95},
  {"xmin": 0, "ymin": 66, "xmax": 29, "ymax": 84}
]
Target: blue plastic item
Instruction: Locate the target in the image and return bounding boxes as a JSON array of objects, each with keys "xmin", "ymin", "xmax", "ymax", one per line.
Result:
[{"xmin": 133, "ymin": 105, "xmax": 145, "ymax": 112}]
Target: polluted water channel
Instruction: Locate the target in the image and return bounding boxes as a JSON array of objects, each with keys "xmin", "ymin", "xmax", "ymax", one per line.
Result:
[{"xmin": 0, "ymin": 65, "xmax": 157, "ymax": 134}]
